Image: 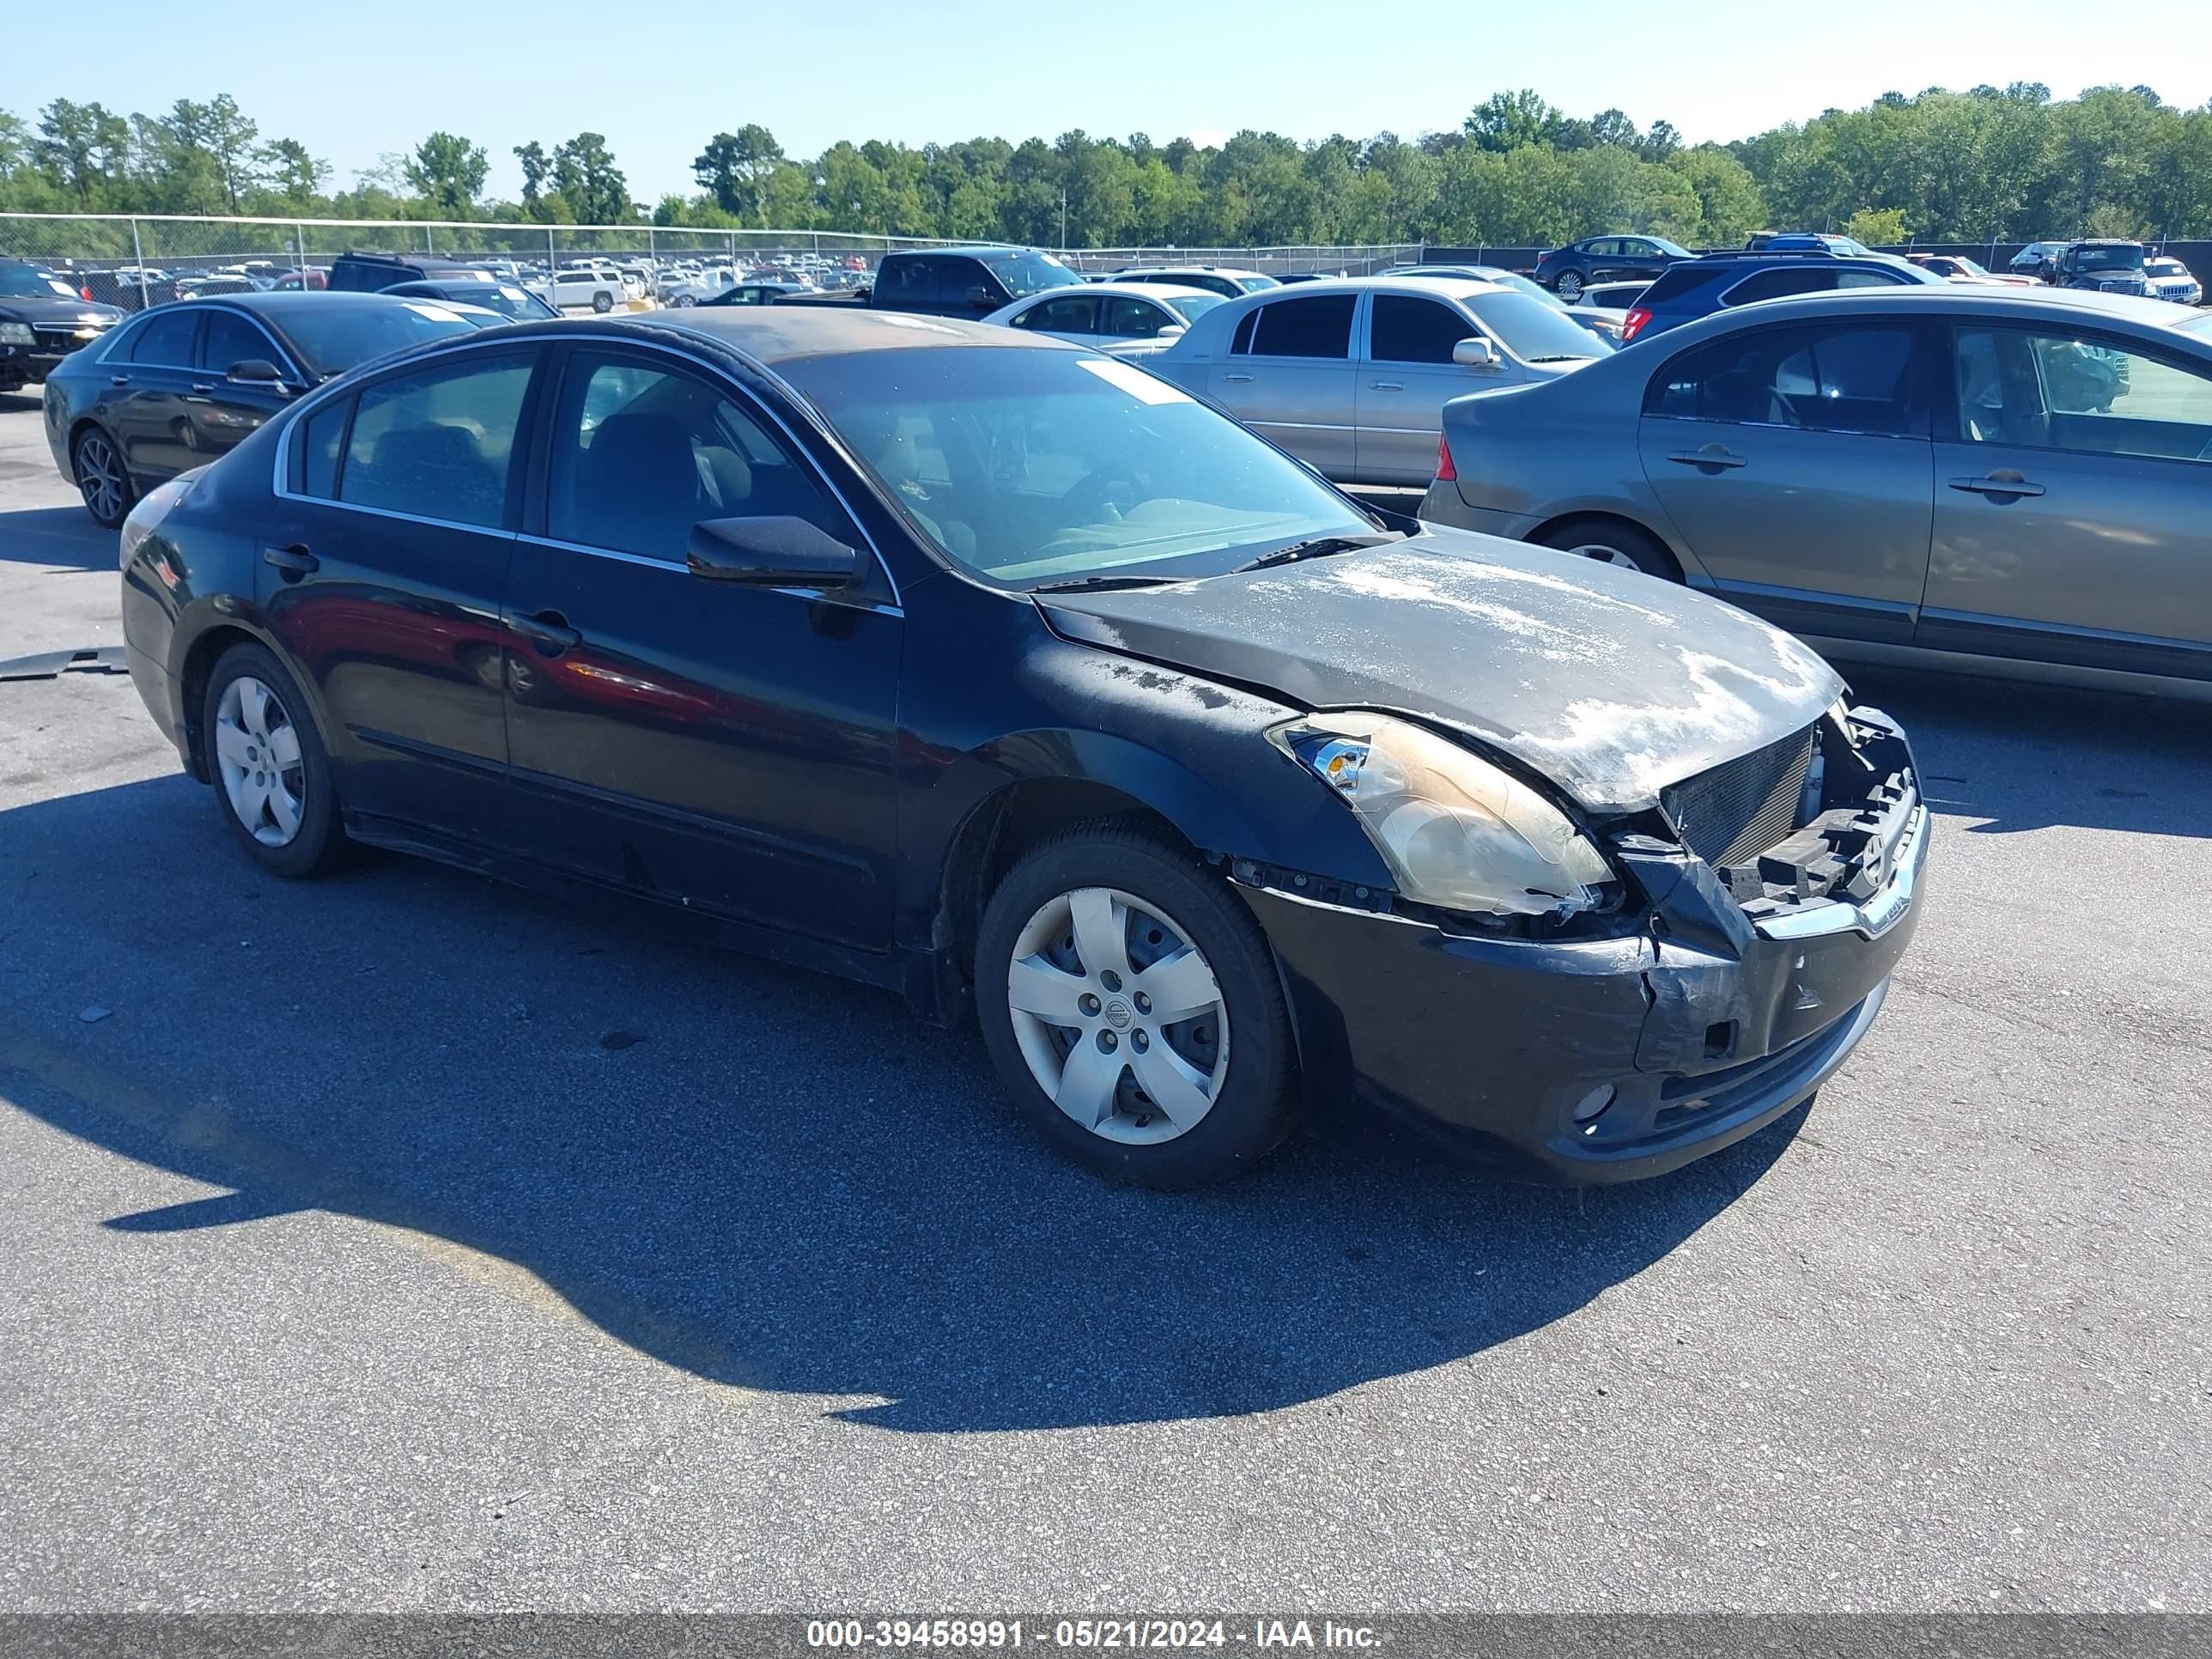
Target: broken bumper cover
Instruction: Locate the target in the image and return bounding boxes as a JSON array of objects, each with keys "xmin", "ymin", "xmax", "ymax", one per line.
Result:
[{"xmin": 1237, "ymin": 725, "xmax": 1928, "ymax": 1184}]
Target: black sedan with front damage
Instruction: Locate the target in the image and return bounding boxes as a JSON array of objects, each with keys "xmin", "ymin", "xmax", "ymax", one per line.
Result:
[{"xmin": 115, "ymin": 308, "xmax": 1929, "ymax": 1188}]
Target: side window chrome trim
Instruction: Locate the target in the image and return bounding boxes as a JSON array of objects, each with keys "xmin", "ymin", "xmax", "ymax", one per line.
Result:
[{"xmin": 514, "ymin": 532, "xmax": 903, "ymax": 616}]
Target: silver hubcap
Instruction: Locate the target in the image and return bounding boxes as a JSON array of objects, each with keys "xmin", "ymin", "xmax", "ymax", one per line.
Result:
[
  {"xmin": 1006, "ymin": 886, "xmax": 1229, "ymax": 1146},
  {"xmin": 213, "ymin": 676, "xmax": 306, "ymax": 847},
  {"xmin": 1567, "ymin": 542, "xmax": 1639, "ymax": 571},
  {"xmin": 77, "ymin": 434, "xmax": 123, "ymax": 520},
  {"xmin": 1559, "ymin": 274, "xmax": 1582, "ymax": 301}
]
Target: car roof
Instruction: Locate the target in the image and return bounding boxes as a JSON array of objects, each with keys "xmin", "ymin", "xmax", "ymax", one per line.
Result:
[
  {"xmin": 1117, "ymin": 265, "xmax": 1269, "ymax": 278},
  {"xmin": 1654, "ymin": 283, "xmax": 2209, "ymax": 337},
  {"xmin": 1210, "ymin": 274, "xmax": 1507, "ymax": 301},
  {"xmin": 1014, "ymin": 281, "xmax": 1217, "ymax": 302},
  {"xmin": 592, "ymin": 307, "xmax": 1058, "ymax": 364}
]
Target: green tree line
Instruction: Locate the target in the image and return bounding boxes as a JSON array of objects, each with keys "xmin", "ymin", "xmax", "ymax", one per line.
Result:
[{"xmin": 4, "ymin": 83, "xmax": 2209, "ymax": 249}]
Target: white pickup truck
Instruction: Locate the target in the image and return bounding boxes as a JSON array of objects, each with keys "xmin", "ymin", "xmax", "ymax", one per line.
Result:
[
  {"xmin": 659, "ymin": 265, "xmax": 741, "ymax": 307},
  {"xmin": 527, "ymin": 264, "xmax": 629, "ymax": 313}
]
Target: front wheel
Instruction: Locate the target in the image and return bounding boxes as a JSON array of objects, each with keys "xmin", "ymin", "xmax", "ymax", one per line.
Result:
[
  {"xmin": 975, "ymin": 823, "xmax": 1296, "ymax": 1188},
  {"xmin": 672, "ymin": 293, "xmax": 695, "ymax": 307},
  {"xmin": 592, "ymin": 290, "xmax": 614, "ymax": 313},
  {"xmin": 1554, "ymin": 270, "xmax": 1584, "ymax": 303},
  {"xmin": 73, "ymin": 428, "xmax": 134, "ymax": 527}
]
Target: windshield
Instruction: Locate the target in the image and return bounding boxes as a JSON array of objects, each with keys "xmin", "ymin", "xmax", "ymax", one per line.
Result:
[
  {"xmin": 2074, "ymin": 245, "xmax": 2145, "ymax": 272},
  {"xmin": 0, "ymin": 264, "xmax": 74, "ymax": 298},
  {"xmin": 465, "ymin": 285, "xmax": 557, "ymax": 319},
  {"xmin": 2146, "ymin": 259, "xmax": 2185, "ymax": 276},
  {"xmin": 1481, "ymin": 270, "xmax": 1569, "ymax": 309},
  {"xmin": 783, "ymin": 347, "xmax": 1376, "ymax": 586},
  {"xmin": 1462, "ymin": 289, "xmax": 1610, "ymax": 362},
  {"xmin": 1650, "ymin": 239, "xmax": 1693, "ymax": 258},
  {"xmin": 271, "ymin": 301, "xmax": 485, "ymax": 377},
  {"xmin": 984, "ymin": 252, "xmax": 1083, "ymax": 298},
  {"xmin": 1236, "ymin": 275, "xmax": 1280, "ymax": 292},
  {"xmin": 1160, "ymin": 292, "xmax": 1228, "ymax": 323}
]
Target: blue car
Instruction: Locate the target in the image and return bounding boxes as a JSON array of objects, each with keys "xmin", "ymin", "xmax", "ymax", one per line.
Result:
[{"xmin": 1620, "ymin": 249, "xmax": 1944, "ymax": 343}]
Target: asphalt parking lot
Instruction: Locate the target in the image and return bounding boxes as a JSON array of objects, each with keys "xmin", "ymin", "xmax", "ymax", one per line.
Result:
[{"xmin": 1, "ymin": 389, "xmax": 2207, "ymax": 1613}]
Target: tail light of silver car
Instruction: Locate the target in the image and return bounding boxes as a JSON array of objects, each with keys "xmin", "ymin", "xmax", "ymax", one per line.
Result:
[
  {"xmin": 1621, "ymin": 307, "xmax": 1653, "ymax": 343},
  {"xmin": 1434, "ymin": 434, "xmax": 1457, "ymax": 483}
]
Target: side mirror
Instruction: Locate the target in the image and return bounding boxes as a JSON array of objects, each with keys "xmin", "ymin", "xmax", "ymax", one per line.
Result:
[
  {"xmin": 688, "ymin": 516, "xmax": 861, "ymax": 587},
  {"xmin": 1157, "ymin": 324, "xmax": 1187, "ymax": 339},
  {"xmin": 964, "ymin": 285, "xmax": 996, "ymax": 307},
  {"xmin": 1452, "ymin": 337, "xmax": 1499, "ymax": 370},
  {"xmin": 228, "ymin": 359, "xmax": 288, "ymax": 391}
]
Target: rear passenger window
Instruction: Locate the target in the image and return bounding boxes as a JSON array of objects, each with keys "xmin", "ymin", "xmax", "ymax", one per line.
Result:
[
  {"xmin": 128, "ymin": 309, "xmax": 199, "ymax": 366},
  {"xmin": 1370, "ymin": 296, "xmax": 1475, "ymax": 365},
  {"xmin": 1645, "ymin": 325, "xmax": 1921, "ymax": 436},
  {"xmin": 340, "ymin": 354, "xmax": 533, "ymax": 528},
  {"xmin": 295, "ymin": 398, "xmax": 350, "ymax": 498},
  {"xmin": 1249, "ymin": 295, "xmax": 1354, "ymax": 359},
  {"xmin": 1725, "ymin": 268, "xmax": 1841, "ymax": 305}
]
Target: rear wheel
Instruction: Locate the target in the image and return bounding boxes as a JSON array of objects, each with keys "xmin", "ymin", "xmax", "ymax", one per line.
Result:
[
  {"xmin": 1555, "ymin": 270, "xmax": 1585, "ymax": 302},
  {"xmin": 1535, "ymin": 518, "xmax": 1680, "ymax": 581},
  {"xmin": 73, "ymin": 428, "xmax": 133, "ymax": 527},
  {"xmin": 202, "ymin": 643, "xmax": 353, "ymax": 878},
  {"xmin": 975, "ymin": 823, "xmax": 1296, "ymax": 1188},
  {"xmin": 592, "ymin": 290, "xmax": 614, "ymax": 313}
]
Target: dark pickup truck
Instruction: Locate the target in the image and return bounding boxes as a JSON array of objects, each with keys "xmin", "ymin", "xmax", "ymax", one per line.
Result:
[
  {"xmin": 2034, "ymin": 240, "xmax": 2150, "ymax": 296},
  {"xmin": 779, "ymin": 245, "xmax": 1085, "ymax": 319}
]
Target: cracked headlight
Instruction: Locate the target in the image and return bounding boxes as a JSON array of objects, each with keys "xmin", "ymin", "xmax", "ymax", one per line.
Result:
[{"xmin": 1273, "ymin": 712, "xmax": 1613, "ymax": 919}]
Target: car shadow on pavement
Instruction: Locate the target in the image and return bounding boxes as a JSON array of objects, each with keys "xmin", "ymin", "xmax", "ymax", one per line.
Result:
[
  {"xmin": 0, "ymin": 770, "xmax": 1802, "ymax": 1434},
  {"xmin": 0, "ymin": 504, "xmax": 114, "ymax": 572},
  {"xmin": 1841, "ymin": 665, "xmax": 2212, "ymax": 839}
]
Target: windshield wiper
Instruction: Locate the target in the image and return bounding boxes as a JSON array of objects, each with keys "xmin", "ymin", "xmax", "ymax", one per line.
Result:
[
  {"xmin": 1230, "ymin": 532, "xmax": 1399, "ymax": 574},
  {"xmin": 1028, "ymin": 574, "xmax": 1189, "ymax": 594}
]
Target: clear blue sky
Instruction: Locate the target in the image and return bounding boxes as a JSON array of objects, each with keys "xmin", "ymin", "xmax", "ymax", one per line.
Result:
[{"xmin": 33, "ymin": 3, "xmax": 2207, "ymax": 204}]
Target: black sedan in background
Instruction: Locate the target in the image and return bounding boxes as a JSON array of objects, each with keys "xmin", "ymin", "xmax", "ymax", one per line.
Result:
[
  {"xmin": 1532, "ymin": 234, "xmax": 1692, "ymax": 301},
  {"xmin": 380, "ymin": 278, "xmax": 560, "ymax": 321},
  {"xmin": 0, "ymin": 258, "xmax": 125, "ymax": 394},
  {"xmin": 113, "ymin": 309, "xmax": 1927, "ymax": 1188},
  {"xmin": 44, "ymin": 291, "xmax": 490, "ymax": 525}
]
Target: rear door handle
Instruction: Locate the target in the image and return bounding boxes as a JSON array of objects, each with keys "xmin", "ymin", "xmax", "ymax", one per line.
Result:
[
  {"xmin": 261, "ymin": 544, "xmax": 318, "ymax": 578},
  {"xmin": 189, "ymin": 382, "xmax": 215, "ymax": 396},
  {"xmin": 1369, "ymin": 380, "xmax": 1405, "ymax": 391},
  {"xmin": 510, "ymin": 611, "xmax": 582, "ymax": 653},
  {"xmin": 1220, "ymin": 373, "xmax": 1254, "ymax": 384},
  {"xmin": 1949, "ymin": 474, "xmax": 2045, "ymax": 498},
  {"xmin": 110, "ymin": 374, "xmax": 131, "ymax": 387},
  {"xmin": 1666, "ymin": 447, "xmax": 1747, "ymax": 470}
]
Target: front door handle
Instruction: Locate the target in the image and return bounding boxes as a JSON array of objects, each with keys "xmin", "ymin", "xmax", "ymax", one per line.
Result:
[
  {"xmin": 110, "ymin": 374, "xmax": 131, "ymax": 387},
  {"xmin": 261, "ymin": 544, "xmax": 318, "ymax": 579},
  {"xmin": 1949, "ymin": 473, "xmax": 2045, "ymax": 499},
  {"xmin": 189, "ymin": 382, "xmax": 215, "ymax": 396},
  {"xmin": 1666, "ymin": 446, "xmax": 1747, "ymax": 471},
  {"xmin": 1369, "ymin": 380, "xmax": 1405, "ymax": 391},
  {"xmin": 1220, "ymin": 373, "xmax": 1254, "ymax": 384},
  {"xmin": 510, "ymin": 611, "xmax": 581, "ymax": 654}
]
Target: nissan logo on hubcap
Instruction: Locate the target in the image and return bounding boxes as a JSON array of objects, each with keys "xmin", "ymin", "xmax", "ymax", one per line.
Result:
[{"xmin": 1103, "ymin": 1000, "xmax": 1133, "ymax": 1030}]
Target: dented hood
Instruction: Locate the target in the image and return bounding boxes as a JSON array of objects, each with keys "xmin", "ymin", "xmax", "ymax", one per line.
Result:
[{"xmin": 1034, "ymin": 528, "xmax": 1844, "ymax": 815}]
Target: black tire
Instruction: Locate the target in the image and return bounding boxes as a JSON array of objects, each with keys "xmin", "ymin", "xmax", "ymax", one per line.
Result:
[
  {"xmin": 975, "ymin": 822, "xmax": 1296, "ymax": 1188},
  {"xmin": 672, "ymin": 294, "xmax": 695, "ymax": 307},
  {"xmin": 201, "ymin": 642, "xmax": 354, "ymax": 878},
  {"xmin": 72, "ymin": 427, "xmax": 135, "ymax": 528},
  {"xmin": 1534, "ymin": 517, "xmax": 1682, "ymax": 581},
  {"xmin": 591, "ymin": 290, "xmax": 614, "ymax": 313}
]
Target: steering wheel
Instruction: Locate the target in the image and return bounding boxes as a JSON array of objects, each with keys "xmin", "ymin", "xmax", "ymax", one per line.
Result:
[{"xmin": 1061, "ymin": 467, "xmax": 1146, "ymax": 520}]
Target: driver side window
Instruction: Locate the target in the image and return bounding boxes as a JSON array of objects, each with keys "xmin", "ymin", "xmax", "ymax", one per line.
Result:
[{"xmin": 546, "ymin": 353, "xmax": 854, "ymax": 561}]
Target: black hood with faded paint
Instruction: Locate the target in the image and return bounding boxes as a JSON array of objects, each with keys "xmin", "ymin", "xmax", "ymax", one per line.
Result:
[{"xmin": 1035, "ymin": 527, "xmax": 1844, "ymax": 816}]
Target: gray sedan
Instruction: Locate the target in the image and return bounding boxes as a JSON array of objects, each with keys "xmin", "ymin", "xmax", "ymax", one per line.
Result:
[
  {"xmin": 1149, "ymin": 276, "xmax": 1610, "ymax": 487},
  {"xmin": 1420, "ymin": 285, "xmax": 2212, "ymax": 698}
]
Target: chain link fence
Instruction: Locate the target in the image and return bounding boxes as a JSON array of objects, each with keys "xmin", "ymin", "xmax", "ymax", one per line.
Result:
[{"xmin": 1, "ymin": 213, "xmax": 1424, "ymax": 312}]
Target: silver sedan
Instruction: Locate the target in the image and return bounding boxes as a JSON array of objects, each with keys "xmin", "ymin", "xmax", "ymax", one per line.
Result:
[
  {"xmin": 982, "ymin": 282, "xmax": 1227, "ymax": 357},
  {"xmin": 1147, "ymin": 276, "xmax": 1611, "ymax": 487},
  {"xmin": 1420, "ymin": 284, "xmax": 2212, "ymax": 699}
]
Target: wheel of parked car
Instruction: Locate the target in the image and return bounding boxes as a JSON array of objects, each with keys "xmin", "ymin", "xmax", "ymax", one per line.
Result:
[
  {"xmin": 672, "ymin": 293, "xmax": 695, "ymax": 307},
  {"xmin": 592, "ymin": 290, "xmax": 614, "ymax": 313},
  {"xmin": 974, "ymin": 822, "xmax": 1296, "ymax": 1188},
  {"xmin": 1535, "ymin": 519, "xmax": 1680, "ymax": 581},
  {"xmin": 1554, "ymin": 270, "xmax": 1584, "ymax": 302},
  {"xmin": 72, "ymin": 428, "xmax": 134, "ymax": 527},
  {"xmin": 202, "ymin": 643, "xmax": 352, "ymax": 878}
]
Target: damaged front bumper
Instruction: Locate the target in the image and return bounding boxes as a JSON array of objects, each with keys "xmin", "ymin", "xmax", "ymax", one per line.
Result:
[{"xmin": 1236, "ymin": 704, "xmax": 1928, "ymax": 1183}]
